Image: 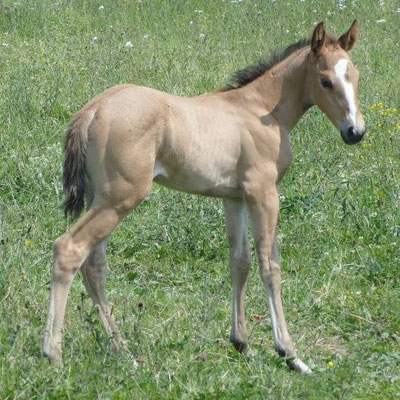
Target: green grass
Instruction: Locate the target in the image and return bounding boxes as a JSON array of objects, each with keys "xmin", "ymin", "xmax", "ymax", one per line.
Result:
[{"xmin": 1, "ymin": 0, "xmax": 399, "ymax": 398}]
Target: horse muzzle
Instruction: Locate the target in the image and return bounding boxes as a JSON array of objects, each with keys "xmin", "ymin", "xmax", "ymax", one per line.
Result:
[{"xmin": 340, "ymin": 126, "xmax": 366, "ymax": 145}]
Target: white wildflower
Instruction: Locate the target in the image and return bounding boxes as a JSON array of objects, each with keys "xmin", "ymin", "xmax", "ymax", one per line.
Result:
[
  {"xmin": 199, "ymin": 33, "xmax": 206, "ymax": 40},
  {"xmin": 143, "ymin": 34, "xmax": 149, "ymax": 39},
  {"xmin": 2, "ymin": 43, "xmax": 9, "ymax": 47},
  {"xmin": 124, "ymin": 41, "xmax": 133, "ymax": 48},
  {"xmin": 98, "ymin": 5, "xmax": 104, "ymax": 10},
  {"xmin": 92, "ymin": 36, "xmax": 97, "ymax": 43}
]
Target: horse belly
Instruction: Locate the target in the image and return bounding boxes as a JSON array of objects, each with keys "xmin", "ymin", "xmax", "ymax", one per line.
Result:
[{"xmin": 153, "ymin": 157, "xmax": 242, "ymax": 198}]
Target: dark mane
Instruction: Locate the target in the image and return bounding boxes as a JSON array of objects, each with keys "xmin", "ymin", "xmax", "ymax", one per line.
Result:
[{"xmin": 223, "ymin": 38, "xmax": 311, "ymax": 90}]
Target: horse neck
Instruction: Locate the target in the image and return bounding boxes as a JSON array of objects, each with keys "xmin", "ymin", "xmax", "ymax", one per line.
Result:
[{"xmin": 245, "ymin": 47, "xmax": 312, "ymax": 132}]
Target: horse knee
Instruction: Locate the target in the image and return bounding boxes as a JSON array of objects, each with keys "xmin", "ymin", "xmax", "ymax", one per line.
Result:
[
  {"xmin": 87, "ymin": 242, "xmax": 106, "ymax": 265},
  {"xmin": 231, "ymin": 251, "xmax": 251, "ymax": 281},
  {"xmin": 259, "ymin": 259, "xmax": 281, "ymax": 285},
  {"xmin": 232, "ymin": 251, "xmax": 250, "ymax": 267}
]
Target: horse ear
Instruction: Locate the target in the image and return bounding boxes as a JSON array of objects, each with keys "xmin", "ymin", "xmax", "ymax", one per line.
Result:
[
  {"xmin": 311, "ymin": 22, "xmax": 326, "ymax": 54},
  {"xmin": 339, "ymin": 20, "xmax": 358, "ymax": 51}
]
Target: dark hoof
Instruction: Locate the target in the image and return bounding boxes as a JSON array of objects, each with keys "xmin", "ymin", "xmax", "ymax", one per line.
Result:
[{"xmin": 230, "ymin": 337, "xmax": 248, "ymax": 353}]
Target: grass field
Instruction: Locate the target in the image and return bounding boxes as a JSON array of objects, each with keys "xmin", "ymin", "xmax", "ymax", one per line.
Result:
[{"xmin": 1, "ymin": 0, "xmax": 399, "ymax": 398}]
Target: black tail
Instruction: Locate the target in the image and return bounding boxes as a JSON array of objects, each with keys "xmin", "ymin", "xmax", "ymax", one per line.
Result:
[{"xmin": 62, "ymin": 110, "xmax": 95, "ymax": 218}]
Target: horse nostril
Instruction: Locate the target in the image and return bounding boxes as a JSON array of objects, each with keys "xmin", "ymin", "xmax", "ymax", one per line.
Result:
[{"xmin": 348, "ymin": 127, "xmax": 355, "ymax": 138}]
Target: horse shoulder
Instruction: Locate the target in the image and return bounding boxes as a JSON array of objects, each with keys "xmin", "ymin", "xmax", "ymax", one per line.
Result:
[{"xmin": 238, "ymin": 122, "xmax": 293, "ymax": 195}]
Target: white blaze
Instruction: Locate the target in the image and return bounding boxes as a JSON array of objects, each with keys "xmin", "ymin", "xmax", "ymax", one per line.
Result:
[{"xmin": 334, "ymin": 58, "xmax": 357, "ymax": 125}]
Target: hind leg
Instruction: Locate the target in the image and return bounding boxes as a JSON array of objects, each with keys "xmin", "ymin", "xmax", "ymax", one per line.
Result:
[
  {"xmin": 43, "ymin": 189, "xmax": 147, "ymax": 363},
  {"xmin": 81, "ymin": 238, "xmax": 127, "ymax": 352}
]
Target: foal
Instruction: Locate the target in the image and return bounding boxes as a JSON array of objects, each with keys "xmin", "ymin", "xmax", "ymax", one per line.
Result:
[{"xmin": 43, "ymin": 21, "xmax": 365, "ymax": 373}]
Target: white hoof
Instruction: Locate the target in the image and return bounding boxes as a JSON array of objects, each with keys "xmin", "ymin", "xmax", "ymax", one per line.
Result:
[{"xmin": 288, "ymin": 357, "xmax": 312, "ymax": 374}]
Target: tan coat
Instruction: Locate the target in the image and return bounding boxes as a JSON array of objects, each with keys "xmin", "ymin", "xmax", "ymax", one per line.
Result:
[{"xmin": 43, "ymin": 21, "xmax": 365, "ymax": 373}]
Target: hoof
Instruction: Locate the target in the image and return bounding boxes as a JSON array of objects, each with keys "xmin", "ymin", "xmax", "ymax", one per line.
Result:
[
  {"xmin": 230, "ymin": 337, "xmax": 248, "ymax": 353},
  {"xmin": 110, "ymin": 336, "xmax": 129, "ymax": 353},
  {"xmin": 43, "ymin": 346, "xmax": 62, "ymax": 364},
  {"xmin": 287, "ymin": 357, "xmax": 312, "ymax": 374}
]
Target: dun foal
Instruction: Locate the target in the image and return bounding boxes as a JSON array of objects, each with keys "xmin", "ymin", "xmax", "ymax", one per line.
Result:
[{"xmin": 43, "ymin": 21, "xmax": 365, "ymax": 373}]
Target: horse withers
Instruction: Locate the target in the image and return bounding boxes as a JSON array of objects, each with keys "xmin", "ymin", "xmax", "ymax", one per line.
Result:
[{"xmin": 43, "ymin": 21, "xmax": 365, "ymax": 373}]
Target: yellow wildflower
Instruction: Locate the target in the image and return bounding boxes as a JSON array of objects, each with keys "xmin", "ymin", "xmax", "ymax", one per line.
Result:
[
  {"xmin": 369, "ymin": 103, "xmax": 376, "ymax": 111},
  {"xmin": 393, "ymin": 108, "xmax": 397, "ymax": 114},
  {"xmin": 396, "ymin": 122, "xmax": 400, "ymax": 130},
  {"xmin": 377, "ymin": 102, "xmax": 383, "ymax": 108},
  {"xmin": 328, "ymin": 361, "xmax": 334, "ymax": 367},
  {"xmin": 361, "ymin": 141, "xmax": 371, "ymax": 148},
  {"xmin": 26, "ymin": 240, "xmax": 32, "ymax": 247}
]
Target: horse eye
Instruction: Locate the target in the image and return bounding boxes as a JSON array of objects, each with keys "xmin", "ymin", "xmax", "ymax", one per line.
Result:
[{"xmin": 321, "ymin": 78, "xmax": 333, "ymax": 89}]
